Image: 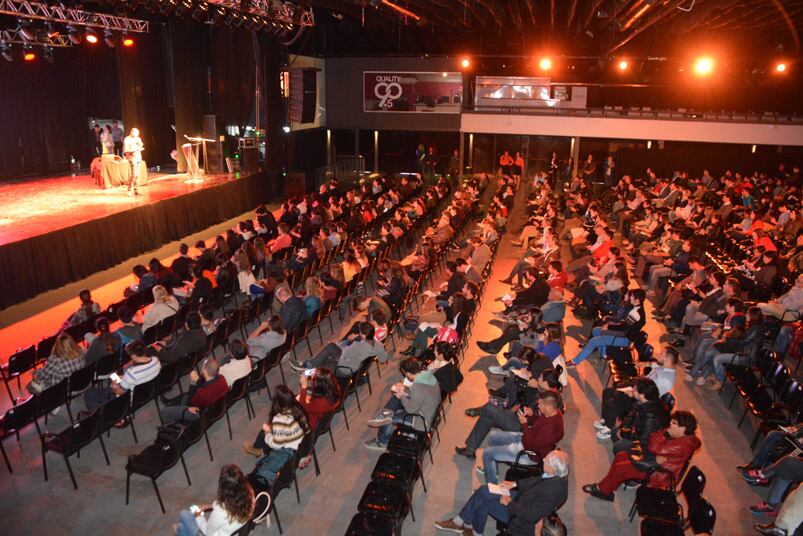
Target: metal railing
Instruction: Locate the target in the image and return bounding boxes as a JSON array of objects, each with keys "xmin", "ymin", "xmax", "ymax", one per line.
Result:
[{"xmin": 313, "ymin": 155, "xmax": 367, "ymax": 188}]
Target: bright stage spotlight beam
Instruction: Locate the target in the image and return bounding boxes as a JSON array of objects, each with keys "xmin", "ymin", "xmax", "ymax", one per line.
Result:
[
  {"xmin": 460, "ymin": 56, "xmax": 471, "ymax": 69},
  {"xmin": 693, "ymin": 56, "xmax": 714, "ymax": 76},
  {"xmin": 775, "ymin": 62, "xmax": 787, "ymax": 73},
  {"xmin": 538, "ymin": 57, "xmax": 552, "ymax": 71},
  {"xmin": 618, "ymin": 59, "xmax": 629, "ymax": 71}
]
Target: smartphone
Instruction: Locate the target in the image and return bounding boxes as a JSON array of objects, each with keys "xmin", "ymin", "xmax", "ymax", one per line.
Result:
[
  {"xmin": 303, "ymin": 368, "xmax": 316, "ymax": 377},
  {"xmin": 109, "ymin": 372, "xmax": 121, "ymax": 383},
  {"xmin": 189, "ymin": 504, "xmax": 201, "ymax": 514}
]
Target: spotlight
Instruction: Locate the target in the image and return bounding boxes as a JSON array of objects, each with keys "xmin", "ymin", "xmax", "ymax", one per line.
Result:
[
  {"xmin": 191, "ymin": 2, "xmax": 209, "ymax": 21},
  {"xmin": 441, "ymin": 71, "xmax": 448, "ymax": 77},
  {"xmin": 1, "ymin": 42, "xmax": 13, "ymax": 62},
  {"xmin": 103, "ymin": 29, "xmax": 115, "ymax": 48},
  {"xmin": 35, "ymin": 28, "xmax": 50, "ymax": 43},
  {"xmin": 693, "ymin": 56, "xmax": 714, "ymax": 76},
  {"xmin": 617, "ymin": 59, "xmax": 629, "ymax": 71},
  {"xmin": 122, "ymin": 35, "xmax": 134, "ymax": 47},
  {"xmin": 85, "ymin": 28, "xmax": 99, "ymax": 44},
  {"xmin": 23, "ymin": 47, "xmax": 35, "ymax": 61},
  {"xmin": 460, "ymin": 56, "xmax": 470, "ymax": 69},
  {"xmin": 282, "ymin": 125, "xmax": 291, "ymax": 133},
  {"xmin": 538, "ymin": 57, "xmax": 552, "ymax": 71},
  {"xmin": 18, "ymin": 20, "xmax": 35, "ymax": 42},
  {"xmin": 67, "ymin": 26, "xmax": 82, "ymax": 45},
  {"xmin": 775, "ymin": 62, "xmax": 787, "ymax": 73},
  {"xmin": 44, "ymin": 46, "xmax": 54, "ymax": 64}
]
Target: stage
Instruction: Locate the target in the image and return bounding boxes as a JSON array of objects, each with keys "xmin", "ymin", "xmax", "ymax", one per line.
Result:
[{"xmin": 0, "ymin": 170, "xmax": 271, "ymax": 310}]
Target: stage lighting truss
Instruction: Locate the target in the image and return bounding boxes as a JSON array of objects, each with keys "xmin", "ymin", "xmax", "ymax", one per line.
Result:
[
  {"xmin": 206, "ymin": 0, "xmax": 314, "ymax": 30},
  {"xmin": 1, "ymin": 26, "xmax": 71, "ymax": 46},
  {"xmin": 0, "ymin": 1, "xmax": 150, "ymax": 36}
]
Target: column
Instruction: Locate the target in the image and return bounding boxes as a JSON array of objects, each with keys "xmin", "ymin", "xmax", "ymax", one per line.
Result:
[
  {"xmin": 458, "ymin": 131, "xmax": 465, "ymax": 181},
  {"xmin": 373, "ymin": 130, "xmax": 379, "ymax": 172}
]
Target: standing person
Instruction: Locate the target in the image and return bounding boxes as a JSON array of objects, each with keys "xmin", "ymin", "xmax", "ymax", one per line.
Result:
[
  {"xmin": 448, "ymin": 149, "xmax": 460, "ymax": 185},
  {"xmin": 582, "ymin": 154, "xmax": 597, "ymax": 183},
  {"xmin": 123, "ymin": 127, "xmax": 144, "ymax": 196},
  {"xmin": 499, "ymin": 150, "xmax": 514, "ymax": 177},
  {"xmin": 513, "ymin": 151, "xmax": 525, "ymax": 186},
  {"xmin": 603, "ymin": 155, "xmax": 616, "ymax": 187},
  {"xmin": 100, "ymin": 125, "xmax": 114, "ymax": 155},
  {"xmin": 89, "ymin": 123, "xmax": 102, "ymax": 160},
  {"xmin": 111, "ymin": 120, "xmax": 124, "ymax": 156}
]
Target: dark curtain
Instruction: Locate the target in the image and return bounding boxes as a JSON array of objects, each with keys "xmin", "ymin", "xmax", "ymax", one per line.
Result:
[
  {"xmin": 211, "ymin": 27, "xmax": 256, "ymax": 136},
  {"xmin": 0, "ymin": 45, "xmax": 119, "ymax": 181}
]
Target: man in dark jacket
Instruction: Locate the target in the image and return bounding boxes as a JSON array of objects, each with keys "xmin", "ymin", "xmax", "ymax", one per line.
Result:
[
  {"xmin": 276, "ymin": 286, "xmax": 307, "ymax": 332},
  {"xmin": 679, "ymin": 275, "xmax": 739, "ymax": 331},
  {"xmin": 435, "ymin": 450, "xmax": 569, "ymax": 536},
  {"xmin": 612, "ymin": 378, "xmax": 670, "ymax": 454},
  {"xmin": 156, "ymin": 312, "xmax": 208, "ymax": 364}
]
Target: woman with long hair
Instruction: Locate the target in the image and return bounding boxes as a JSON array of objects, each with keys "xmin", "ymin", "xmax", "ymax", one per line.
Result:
[
  {"xmin": 303, "ymin": 276, "xmax": 323, "ymax": 316},
  {"xmin": 297, "ymin": 367, "xmax": 340, "ymax": 430},
  {"xmin": 85, "ymin": 317, "xmax": 120, "ymax": 363},
  {"xmin": 27, "ymin": 332, "xmax": 86, "ymax": 394},
  {"xmin": 174, "ymin": 464, "xmax": 255, "ymax": 536},
  {"xmin": 244, "ymin": 385, "xmax": 309, "ymax": 486}
]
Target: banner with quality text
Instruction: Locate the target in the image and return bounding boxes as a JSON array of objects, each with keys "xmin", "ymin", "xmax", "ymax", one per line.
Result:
[{"xmin": 363, "ymin": 71, "xmax": 463, "ymax": 113}]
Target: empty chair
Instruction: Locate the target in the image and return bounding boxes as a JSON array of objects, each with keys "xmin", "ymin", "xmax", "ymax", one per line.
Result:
[
  {"xmin": 126, "ymin": 433, "xmax": 191, "ymax": 514},
  {"xmin": 2, "ymin": 345, "xmax": 37, "ymax": 404},
  {"xmin": 41, "ymin": 409, "xmax": 108, "ymax": 489},
  {"xmin": 65, "ymin": 363, "xmax": 96, "ymax": 423},
  {"xmin": 0, "ymin": 395, "xmax": 38, "ymax": 473},
  {"xmin": 99, "ymin": 394, "xmax": 134, "ymax": 442},
  {"xmin": 225, "ymin": 377, "xmax": 253, "ymax": 439}
]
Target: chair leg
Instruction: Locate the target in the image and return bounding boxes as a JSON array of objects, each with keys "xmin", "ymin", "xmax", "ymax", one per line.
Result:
[
  {"xmin": 341, "ymin": 407, "xmax": 350, "ymax": 430},
  {"xmin": 41, "ymin": 445, "xmax": 48, "ymax": 481},
  {"xmin": 154, "ymin": 398, "xmax": 164, "ymax": 425},
  {"xmin": 204, "ymin": 431, "xmax": 214, "ymax": 461},
  {"xmin": 375, "ymin": 359, "xmax": 382, "ymax": 378},
  {"xmin": 738, "ymin": 408, "xmax": 749, "ymax": 428},
  {"xmin": 98, "ymin": 434, "xmax": 110, "ymax": 465},
  {"xmin": 244, "ymin": 394, "xmax": 254, "ymax": 419},
  {"xmin": 728, "ymin": 390, "xmax": 739, "ymax": 408},
  {"xmin": 628, "ymin": 498, "xmax": 639, "ymax": 521},
  {"xmin": 0, "ymin": 441, "xmax": 11, "ymax": 473},
  {"xmin": 293, "ymin": 475, "xmax": 301, "ymax": 503},
  {"xmin": 151, "ymin": 478, "xmax": 166, "ymax": 514},
  {"xmin": 3, "ymin": 378, "xmax": 14, "ymax": 406},
  {"xmin": 311, "ymin": 446, "xmax": 321, "ymax": 476},
  {"xmin": 130, "ymin": 416, "xmax": 139, "ymax": 444},
  {"xmin": 366, "ymin": 374, "xmax": 373, "ymax": 395},
  {"xmin": 180, "ymin": 455, "xmax": 192, "ymax": 486},
  {"xmin": 278, "ymin": 362, "xmax": 287, "ymax": 385},
  {"xmin": 64, "ymin": 456, "xmax": 78, "ymax": 490},
  {"xmin": 225, "ymin": 410, "xmax": 233, "ymax": 440},
  {"xmin": 750, "ymin": 429, "xmax": 762, "ymax": 450},
  {"xmin": 126, "ymin": 471, "xmax": 131, "ymax": 505},
  {"xmin": 272, "ymin": 503, "xmax": 283, "ymax": 535},
  {"xmin": 354, "ymin": 389, "xmax": 362, "ymax": 412},
  {"xmin": 328, "ymin": 427, "xmax": 336, "ymax": 451}
]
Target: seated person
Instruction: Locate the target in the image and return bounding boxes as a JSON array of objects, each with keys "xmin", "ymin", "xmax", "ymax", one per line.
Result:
[
  {"xmin": 480, "ymin": 390, "xmax": 564, "ymax": 484},
  {"xmin": 247, "ymin": 315, "xmax": 287, "ymax": 361},
  {"xmin": 27, "ymin": 332, "xmax": 86, "ymax": 394},
  {"xmin": 296, "ymin": 367, "xmax": 341, "ymax": 431},
  {"xmin": 156, "ymin": 312, "xmax": 208, "ymax": 364},
  {"xmin": 245, "ymin": 385, "xmax": 309, "ymax": 487},
  {"xmin": 173, "ymin": 464, "xmax": 254, "ymax": 536},
  {"xmin": 290, "ymin": 321, "xmax": 389, "ymax": 376},
  {"xmin": 159, "ymin": 357, "xmax": 229, "ymax": 423},
  {"xmin": 113, "ymin": 306, "xmax": 143, "ymax": 347},
  {"xmin": 218, "ymin": 339, "xmax": 253, "ymax": 387},
  {"xmin": 84, "ymin": 341, "xmax": 161, "ymax": 411},
  {"xmin": 142, "ymin": 285, "xmax": 179, "ymax": 333},
  {"xmin": 758, "ymin": 273, "xmax": 803, "ymax": 320},
  {"xmin": 435, "ymin": 450, "xmax": 570, "ymax": 536},
  {"xmin": 489, "ymin": 323, "xmax": 563, "ymax": 376},
  {"xmin": 84, "ymin": 317, "xmax": 121, "ymax": 364},
  {"xmin": 65, "ymin": 288, "xmax": 101, "ymax": 328},
  {"xmin": 275, "ymin": 287, "xmax": 307, "ymax": 333},
  {"xmin": 754, "ymin": 484, "xmax": 803, "ymax": 536},
  {"xmin": 743, "ymin": 454, "xmax": 803, "ymax": 517},
  {"xmin": 364, "ymin": 358, "xmax": 442, "ymax": 450},
  {"xmin": 739, "ymin": 424, "xmax": 803, "ymax": 477},
  {"xmin": 583, "ymin": 411, "xmax": 701, "ymax": 502}
]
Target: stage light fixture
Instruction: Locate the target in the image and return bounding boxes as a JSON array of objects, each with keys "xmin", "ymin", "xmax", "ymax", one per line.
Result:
[
  {"xmin": 103, "ymin": 29, "xmax": 116, "ymax": 48},
  {"xmin": 618, "ymin": 59, "xmax": 629, "ymax": 71},
  {"xmin": 693, "ymin": 56, "xmax": 714, "ymax": 76},
  {"xmin": 18, "ymin": 20, "xmax": 35, "ymax": 42},
  {"xmin": 441, "ymin": 71, "xmax": 448, "ymax": 77},
  {"xmin": 460, "ymin": 56, "xmax": 470, "ymax": 69},
  {"xmin": 192, "ymin": 2, "xmax": 209, "ymax": 21},
  {"xmin": 85, "ymin": 28, "xmax": 99, "ymax": 44},
  {"xmin": 283, "ymin": 125, "xmax": 291, "ymax": 133},
  {"xmin": 23, "ymin": 46, "xmax": 35, "ymax": 61},
  {"xmin": 44, "ymin": 46, "xmax": 54, "ymax": 64},
  {"xmin": 67, "ymin": 26, "xmax": 82, "ymax": 45},
  {"xmin": 538, "ymin": 57, "xmax": 553, "ymax": 71},
  {"xmin": 1, "ymin": 42, "xmax": 13, "ymax": 62},
  {"xmin": 122, "ymin": 35, "xmax": 134, "ymax": 47},
  {"xmin": 775, "ymin": 62, "xmax": 787, "ymax": 73}
]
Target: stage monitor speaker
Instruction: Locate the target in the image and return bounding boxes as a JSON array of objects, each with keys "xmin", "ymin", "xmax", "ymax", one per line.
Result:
[
  {"xmin": 202, "ymin": 114, "xmax": 224, "ymax": 174},
  {"xmin": 240, "ymin": 147, "xmax": 259, "ymax": 173}
]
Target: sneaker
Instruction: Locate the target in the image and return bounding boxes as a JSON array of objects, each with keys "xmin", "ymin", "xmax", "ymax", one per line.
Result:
[
  {"xmin": 455, "ymin": 446, "xmax": 476, "ymax": 459},
  {"xmin": 596, "ymin": 428, "xmax": 611, "ymax": 439},
  {"xmin": 49, "ymin": 406, "xmax": 61, "ymax": 416},
  {"xmin": 743, "ymin": 469, "xmax": 771, "ymax": 486},
  {"xmin": 685, "ymin": 373, "xmax": 694, "ymax": 382},
  {"xmin": 243, "ymin": 442, "xmax": 263, "ymax": 457},
  {"xmin": 706, "ymin": 380, "xmax": 723, "ymax": 391},
  {"xmin": 696, "ymin": 376, "xmax": 707, "ymax": 386},
  {"xmin": 363, "ymin": 440, "xmax": 388, "ymax": 451},
  {"xmin": 750, "ymin": 502, "xmax": 779, "ymax": 516},
  {"xmin": 434, "ymin": 519, "xmax": 465, "ymax": 534},
  {"xmin": 593, "ymin": 419, "xmax": 608, "ymax": 430},
  {"xmin": 367, "ymin": 410, "xmax": 394, "ymax": 427},
  {"xmin": 488, "ymin": 366, "xmax": 509, "ymax": 377}
]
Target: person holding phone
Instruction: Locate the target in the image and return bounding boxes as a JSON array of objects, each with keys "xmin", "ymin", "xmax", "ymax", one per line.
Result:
[
  {"xmin": 160, "ymin": 358, "xmax": 229, "ymax": 424},
  {"xmin": 173, "ymin": 464, "xmax": 254, "ymax": 536},
  {"xmin": 83, "ymin": 340, "xmax": 161, "ymax": 412}
]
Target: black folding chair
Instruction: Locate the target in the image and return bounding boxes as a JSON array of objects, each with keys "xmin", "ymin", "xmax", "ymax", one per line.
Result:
[
  {"xmin": 0, "ymin": 395, "xmax": 38, "ymax": 473},
  {"xmin": 1, "ymin": 345, "xmax": 37, "ymax": 404},
  {"xmin": 41, "ymin": 409, "xmax": 109, "ymax": 489}
]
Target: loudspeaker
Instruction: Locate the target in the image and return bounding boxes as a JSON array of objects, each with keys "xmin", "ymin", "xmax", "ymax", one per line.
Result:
[
  {"xmin": 240, "ymin": 146, "xmax": 259, "ymax": 173},
  {"xmin": 202, "ymin": 114, "xmax": 224, "ymax": 173}
]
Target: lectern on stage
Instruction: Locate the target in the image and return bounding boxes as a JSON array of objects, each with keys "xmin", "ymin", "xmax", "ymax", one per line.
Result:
[{"xmin": 182, "ymin": 135, "xmax": 215, "ymax": 183}]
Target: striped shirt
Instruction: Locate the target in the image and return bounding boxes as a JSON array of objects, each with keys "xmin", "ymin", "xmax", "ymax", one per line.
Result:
[{"xmin": 119, "ymin": 357, "xmax": 161, "ymax": 390}]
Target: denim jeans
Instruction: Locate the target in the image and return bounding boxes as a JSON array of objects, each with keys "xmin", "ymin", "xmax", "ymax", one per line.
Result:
[
  {"xmin": 502, "ymin": 357, "xmax": 526, "ymax": 371},
  {"xmin": 176, "ymin": 510, "xmax": 200, "ymax": 536},
  {"xmin": 481, "ymin": 431, "xmax": 530, "ymax": 484},
  {"xmin": 774, "ymin": 325, "xmax": 795, "ymax": 355},
  {"xmin": 376, "ymin": 409, "xmax": 410, "ymax": 446},
  {"xmin": 752, "ymin": 431, "xmax": 788, "ymax": 469},
  {"xmin": 572, "ymin": 332, "xmax": 630, "ymax": 365},
  {"xmin": 458, "ymin": 484, "xmax": 511, "ymax": 534},
  {"xmin": 713, "ymin": 352, "xmax": 749, "ymax": 382},
  {"xmin": 689, "ymin": 341, "xmax": 718, "ymax": 378},
  {"xmin": 465, "ymin": 403, "xmax": 522, "ymax": 452},
  {"xmin": 410, "ymin": 326, "xmax": 438, "ymax": 356}
]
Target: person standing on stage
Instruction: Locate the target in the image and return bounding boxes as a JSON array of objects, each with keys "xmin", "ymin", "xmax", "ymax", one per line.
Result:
[
  {"xmin": 499, "ymin": 150, "xmax": 514, "ymax": 177},
  {"xmin": 124, "ymin": 127, "xmax": 144, "ymax": 196},
  {"xmin": 111, "ymin": 120, "xmax": 124, "ymax": 156},
  {"xmin": 101, "ymin": 125, "xmax": 115, "ymax": 155},
  {"xmin": 89, "ymin": 124, "xmax": 102, "ymax": 160}
]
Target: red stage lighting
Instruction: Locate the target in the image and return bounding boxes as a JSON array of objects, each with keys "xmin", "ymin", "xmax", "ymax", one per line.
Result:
[
  {"xmin": 23, "ymin": 50, "xmax": 35, "ymax": 61},
  {"xmin": 85, "ymin": 29, "xmax": 99, "ymax": 44},
  {"xmin": 693, "ymin": 56, "xmax": 714, "ymax": 76},
  {"xmin": 122, "ymin": 36, "xmax": 134, "ymax": 47},
  {"xmin": 775, "ymin": 62, "xmax": 787, "ymax": 73},
  {"xmin": 538, "ymin": 57, "xmax": 553, "ymax": 71},
  {"xmin": 618, "ymin": 59, "xmax": 629, "ymax": 71},
  {"xmin": 460, "ymin": 56, "xmax": 471, "ymax": 69}
]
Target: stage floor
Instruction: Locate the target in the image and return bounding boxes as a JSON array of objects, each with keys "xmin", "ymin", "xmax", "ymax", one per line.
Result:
[{"xmin": 0, "ymin": 171, "xmax": 244, "ymax": 247}]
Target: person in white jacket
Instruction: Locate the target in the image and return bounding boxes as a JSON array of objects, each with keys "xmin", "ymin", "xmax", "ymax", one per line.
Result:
[{"xmin": 173, "ymin": 465, "xmax": 254, "ymax": 536}]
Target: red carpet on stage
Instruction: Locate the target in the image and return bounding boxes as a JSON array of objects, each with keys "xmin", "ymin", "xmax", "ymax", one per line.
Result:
[{"xmin": 0, "ymin": 171, "xmax": 270, "ymax": 310}]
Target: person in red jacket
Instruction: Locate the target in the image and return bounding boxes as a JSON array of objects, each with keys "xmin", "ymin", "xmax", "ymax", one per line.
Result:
[
  {"xmin": 480, "ymin": 391, "xmax": 564, "ymax": 484},
  {"xmin": 583, "ymin": 410, "xmax": 701, "ymax": 502},
  {"xmin": 296, "ymin": 367, "xmax": 341, "ymax": 430},
  {"xmin": 160, "ymin": 358, "xmax": 229, "ymax": 424}
]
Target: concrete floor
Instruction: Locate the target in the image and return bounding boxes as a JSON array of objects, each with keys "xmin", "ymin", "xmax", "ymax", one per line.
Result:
[{"xmin": 0, "ymin": 185, "xmax": 768, "ymax": 535}]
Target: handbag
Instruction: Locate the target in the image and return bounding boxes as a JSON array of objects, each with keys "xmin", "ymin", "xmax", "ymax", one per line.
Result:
[
  {"xmin": 628, "ymin": 441, "xmax": 659, "ymax": 472},
  {"xmin": 541, "ymin": 513, "xmax": 567, "ymax": 536},
  {"xmin": 26, "ymin": 379, "xmax": 45, "ymax": 395}
]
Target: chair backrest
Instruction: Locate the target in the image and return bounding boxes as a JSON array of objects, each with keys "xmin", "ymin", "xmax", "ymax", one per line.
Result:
[
  {"xmin": 315, "ymin": 411, "xmax": 336, "ymax": 436},
  {"xmin": 94, "ymin": 352, "xmax": 121, "ymax": 377},
  {"xmin": 131, "ymin": 379, "xmax": 157, "ymax": 411},
  {"xmin": 660, "ymin": 392, "xmax": 676, "ymax": 413},
  {"xmin": 155, "ymin": 361, "xmax": 181, "ymax": 395},
  {"xmin": 688, "ymin": 497, "xmax": 716, "ymax": 534},
  {"xmin": 768, "ymin": 365, "xmax": 791, "ymax": 393},
  {"xmin": 155, "ymin": 434, "xmax": 185, "ymax": 473},
  {"xmin": 68, "ymin": 363, "xmax": 97, "ymax": 395},
  {"xmin": 36, "ymin": 378, "xmax": 69, "ymax": 416},
  {"xmin": 295, "ymin": 431, "xmax": 315, "ymax": 462},
  {"xmin": 100, "ymin": 394, "xmax": 131, "ymax": 428},
  {"xmin": 204, "ymin": 396, "xmax": 227, "ymax": 423},
  {"xmin": 680, "ymin": 466, "xmax": 706, "ymax": 508},
  {"xmin": 6, "ymin": 345, "xmax": 37, "ymax": 376},
  {"xmin": 1, "ymin": 395, "xmax": 38, "ymax": 432},
  {"xmin": 57, "ymin": 409, "xmax": 103, "ymax": 454},
  {"xmin": 228, "ymin": 377, "xmax": 249, "ymax": 406},
  {"xmin": 248, "ymin": 357, "xmax": 268, "ymax": 385},
  {"xmin": 781, "ymin": 380, "xmax": 803, "ymax": 412},
  {"xmin": 179, "ymin": 352, "xmax": 200, "ymax": 377}
]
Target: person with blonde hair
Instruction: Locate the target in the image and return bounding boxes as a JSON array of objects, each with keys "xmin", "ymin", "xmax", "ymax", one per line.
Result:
[
  {"xmin": 142, "ymin": 284, "xmax": 179, "ymax": 332},
  {"xmin": 27, "ymin": 332, "xmax": 86, "ymax": 395},
  {"xmin": 303, "ymin": 276, "xmax": 323, "ymax": 316}
]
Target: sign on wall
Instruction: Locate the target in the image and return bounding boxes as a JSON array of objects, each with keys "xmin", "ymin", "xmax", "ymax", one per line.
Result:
[{"xmin": 363, "ymin": 71, "xmax": 462, "ymax": 113}]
